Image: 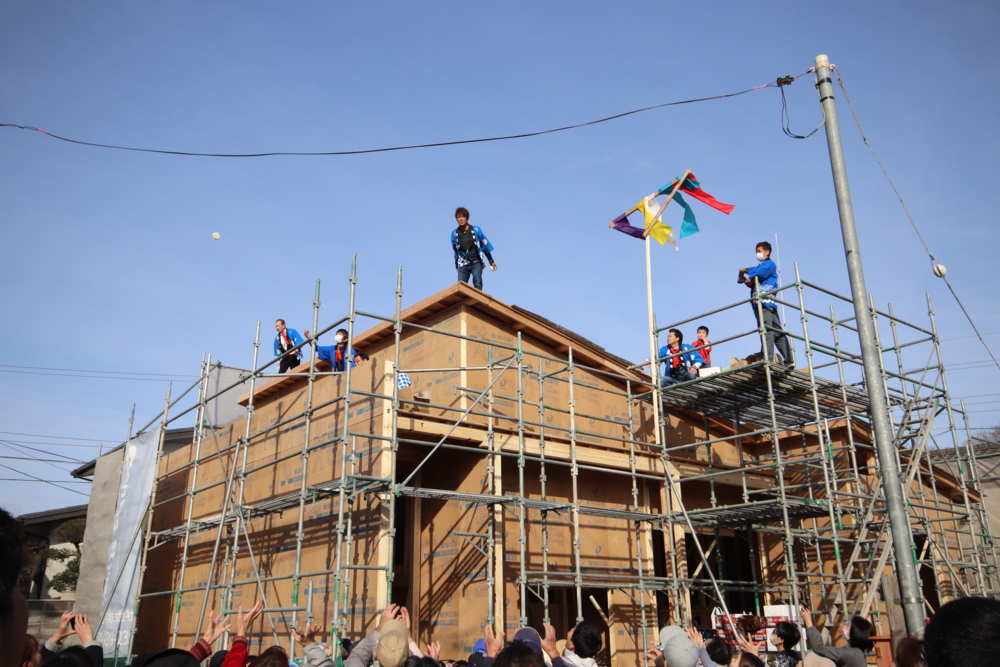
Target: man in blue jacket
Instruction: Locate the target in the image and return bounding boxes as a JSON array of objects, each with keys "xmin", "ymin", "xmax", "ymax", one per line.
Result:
[
  {"xmin": 451, "ymin": 207, "xmax": 496, "ymax": 291},
  {"xmin": 274, "ymin": 319, "xmax": 304, "ymax": 373},
  {"xmin": 659, "ymin": 329, "xmax": 706, "ymax": 386},
  {"xmin": 739, "ymin": 241, "xmax": 794, "ymax": 368}
]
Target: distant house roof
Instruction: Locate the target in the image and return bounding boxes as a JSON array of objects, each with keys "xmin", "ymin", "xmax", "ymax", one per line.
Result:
[
  {"xmin": 70, "ymin": 427, "xmax": 195, "ymax": 479},
  {"xmin": 18, "ymin": 504, "xmax": 89, "ymax": 526}
]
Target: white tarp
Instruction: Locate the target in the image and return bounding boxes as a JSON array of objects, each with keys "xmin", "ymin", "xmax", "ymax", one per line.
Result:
[{"xmin": 96, "ymin": 428, "xmax": 161, "ymax": 656}]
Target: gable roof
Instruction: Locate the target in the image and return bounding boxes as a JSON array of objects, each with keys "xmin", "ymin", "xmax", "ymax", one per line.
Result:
[{"xmin": 240, "ymin": 281, "xmax": 645, "ymax": 405}]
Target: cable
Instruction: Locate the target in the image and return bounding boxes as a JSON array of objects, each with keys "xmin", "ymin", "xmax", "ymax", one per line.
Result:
[
  {"xmin": 0, "ymin": 440, "xmax": 86, "ymax": 463},
  {"xmin": 0, "ymin": 430, "xmax": 112, "ymax": 442},
  {"xmin": 833, "ymin": 68, "xmax": 1000, "ymax": 375},
  {"xmin": 0, "ymin": 75, "xmax": 807, "ymax": 158},
  {"xmin": 0, "ymin": 456, "xmax": 88, "ymax": 463},
  {"xmin": 0, "ymin": 369, "xmax": 179, "ymax": 382},
  {"xmin": 777, "ymin": 74, "xmax": 825, "ymax": 139},
  {"xmin": 0, "ymin": 439, "xmax": 103, "ymax": 449},
  {"xmin": 0, "ymin": 441, "xmax": 84, "ymax": 474},
  {"xmin": 942, "ymin": 330, "xmax": 1000, "ymax": 343},
  {"xmin": 0, "ymin": 364, "xmax": 196, "ymax": 378},
  {"xmin": 0, "ymin": 463, "xmax": 89, "ymax": 496},
  {"xmin": 0, "ymin": 479, "xmax": 91, "ymax": 483}
]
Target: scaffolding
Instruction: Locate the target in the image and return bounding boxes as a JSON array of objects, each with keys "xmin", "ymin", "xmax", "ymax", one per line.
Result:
[{"xmin": 123, "ymin": 257, "xmax": 998, "ymax": 665}]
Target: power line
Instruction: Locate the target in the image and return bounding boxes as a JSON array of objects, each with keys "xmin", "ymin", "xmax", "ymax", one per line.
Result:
[
  {"xmin": 0, "ymin": 463, "xmax": 89, "ymax": 496},
  {"xmin": 0, "ymin": 439, "xmax": 104, "ymax": 449},
  {"xmin": 0, "ymin": 479, "xmax": 91, "ymax": 483},
  {"xmin": 0, "ymin": 431, "xmax": 113, "ymax": 442},
  {"xmin": 833, "ymin": 67, "xmax": 1000, "ymax": 376},
  {"xmin": 0, "ymin": 369, "xmax": 179, "ymax": 382},
  {"xmin": 0, "ymin": 74, "xmax": 806, "ymax": 158},
  {"xmin": 0, "ymin": 441, "xmax": 86, "ymax": 463},
  {"xmin": 0, "ymin": 441, "xmax": 84, "ymax": 474},
  {"xmin": 0, "ymin": 456, "xmax": 88, "ymax": 463},
  {"xmin": 942, "ymin": 330, "xmax": 1000, "ymax": 343},
  {"xmin": 0, "ymin": 364, "xmax": 196, "ymax": 378}
]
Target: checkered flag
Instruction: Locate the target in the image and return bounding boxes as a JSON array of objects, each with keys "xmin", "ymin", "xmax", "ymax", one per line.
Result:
[{"xmin": 397, "ymin": 372, "xmax": 413, "ymax": 389}]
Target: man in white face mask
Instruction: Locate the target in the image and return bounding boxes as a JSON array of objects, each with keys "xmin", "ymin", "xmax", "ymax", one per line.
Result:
[
  {"xmin": 305, "ymin": 328, "xmax": 368, "ymax": 372},
  {"xmin": 738, "ymin": 241, "xmax": 794, "ymax": 368}
]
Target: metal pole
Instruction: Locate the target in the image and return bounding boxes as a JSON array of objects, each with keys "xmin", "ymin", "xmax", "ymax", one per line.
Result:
[{"xmin": 814, "ymin": 53, "xmax": 924, "ymax": 634}]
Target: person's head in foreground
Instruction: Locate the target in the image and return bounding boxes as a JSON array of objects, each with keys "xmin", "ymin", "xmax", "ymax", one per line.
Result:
[
  {"xmin": 656, "ymin": 626, "xmax": 698, "ymax": 667},
  {"xmin": 771, "ymin": 622, "xmax": 800, "ymax": 652},
  {"xmin": 494, "ymin": 642, "xmax": 544, "ymax": 667},
  {"xmin": 248, "ymin": 647, "xmax": 290, "ymax": 667},
  {"xmin": 846, "ymin": 616, "xmax": 874, "ymax": 652},
  {"xmin": 376, "ymin": 620, "xmax": 410, "ymax": 667},
  {"xmin": 0, "ymin": 507, "xmax": 27, "ymax": 667},
  {"xmin": 890, "ymin": 637, "xmax": 925, "ymax": 667},
  {"xmin": 566, "ymin": 622, "xmax": 601, "ymax": 659},
  {"xmin": 704, "ymin": 637, "xmax": 732, "ymax": 666},
  {"xmin": 923, "ymin": 596, "xmax": 1000, "ymax": 667}
]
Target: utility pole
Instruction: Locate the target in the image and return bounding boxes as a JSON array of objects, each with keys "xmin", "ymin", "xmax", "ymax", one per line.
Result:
[{"xmin": 814, "ymin": 54, "xmax": 924, "ymax": 634}]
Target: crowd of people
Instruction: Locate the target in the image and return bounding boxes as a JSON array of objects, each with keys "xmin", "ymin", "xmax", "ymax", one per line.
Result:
[{"xmin": 4, "ymin": 505, "xmax": 999, "ymax": 667}]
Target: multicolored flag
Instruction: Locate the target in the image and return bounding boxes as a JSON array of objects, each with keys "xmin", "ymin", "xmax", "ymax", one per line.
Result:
[
  {"xmin": 610, "ymin": 172, "xmax": 733, "ymax": 246},
  {"xmin": 637, "ymin": 193, "xmax": 677, "ymax": 248}
]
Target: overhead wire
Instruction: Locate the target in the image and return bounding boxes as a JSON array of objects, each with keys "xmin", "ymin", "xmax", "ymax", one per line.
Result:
[
  {"xmin": 0, "ymin": 73, "xmax": 810, "ymax": 158},
  {"xmin": 776, "ymin": 75, "xmax": 825, "ymax": 139},
  {"xmin": 831, "ymin": 67, "xmax": 1000, "ymax": 376},
  {"xmin": 0, "ymin": 440, "xmax": 86, "ymax": 463},
  {"xmin": 0, "ymin": 479, "xmax": 92, "ymax": 483},
  {"xmin": 0, "ymin": 430, "xmax": 113, "ymax": 442},
  {"xmin": 0, "ymin": 369, "xmax": 182, "ymax": 382},
  {"xmin": 0, "ymin": 441, "xmax": 85, "ymax": 474},
  {"xmin": 0, "ymin": 364, "xmax": 196, "ymax": 378},
  {"xmin": 0, "ymin": 463, "xmax": 89, "ymax": 496}
]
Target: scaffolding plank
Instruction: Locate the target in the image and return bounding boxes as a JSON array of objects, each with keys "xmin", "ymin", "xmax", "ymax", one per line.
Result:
[
  {"xmin": 672, "ymin": 497, "xmax": 857, "ymax": 528},
  {"xmin": 657, "ymin": 363, "xmax": 873, "ymax": 426}
]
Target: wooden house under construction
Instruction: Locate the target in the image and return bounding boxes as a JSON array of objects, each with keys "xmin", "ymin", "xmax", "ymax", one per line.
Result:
[{"xmin": 133, "ymin": 279, "xmax": 999, "ymax": 665}]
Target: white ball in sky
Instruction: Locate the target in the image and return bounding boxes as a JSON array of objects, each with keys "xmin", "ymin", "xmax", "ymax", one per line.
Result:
[{"xmin": 212, "ymin": 232, "xmax": 221, "ymax": 240}]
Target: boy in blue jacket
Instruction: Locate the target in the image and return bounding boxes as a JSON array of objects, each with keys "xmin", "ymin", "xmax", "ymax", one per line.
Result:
[
  {"xmin": 739, "ymin": 241, "xmax": 794, "ymax": 368},
  {"xmin": 451, "ymin": 207, "xmax": 497, "ymax": 291},
  {"xmin": 658, "ymin": 329, "xmax": 706, "ymax": 386}
]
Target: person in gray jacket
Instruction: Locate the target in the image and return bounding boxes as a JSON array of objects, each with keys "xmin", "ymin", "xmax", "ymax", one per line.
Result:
[
  {"xmin": 800, "ymin": 606, "xmax": 872, "ymax": 667},
  {"xmin": 293, "ymin": 604, "xmax": 427, "ymax": 667}
]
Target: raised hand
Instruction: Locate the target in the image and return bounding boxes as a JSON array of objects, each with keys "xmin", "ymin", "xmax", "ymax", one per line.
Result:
[
  {"xmin": 74, "ymin": 615, "xmax": 94, "ymax": 644},
  {"xmin": 685, "ymin": 628, "xmax": 703, "ymax": 650},
  {"xmin": 377, "ymin": 604, "xmax": 400, "ymax": 632},
  {"xmin": 736, "ymin": 633, "xmax": 759, "ymax": 657},
  {"xmin": 292, "ymin": 623, "xmax": 322, "ymax": 647},
  {"xmin": 541, "ymin": 623, "xmax": 560, "ymax": 659},
  {"xmin": 425, "ymin": 641, "xmax": 441, "ymax": 661},
  {"xmin": 483, "ymin": 623, "xmax": 504, "ymax": 658},
  {"xmin": 399, "ymin": 606, "xmax": 411, "ymax": 634},
  {"xmin": 51, "ymin": 610, "xmax": 77, "ymax": 643},
  {"xmin": 237, "ymin": 600, "xmax": 265, "ymax": 637},
  {"xmin": 201, "ymin": 610, "xmax": 232, "ymax": 645}
]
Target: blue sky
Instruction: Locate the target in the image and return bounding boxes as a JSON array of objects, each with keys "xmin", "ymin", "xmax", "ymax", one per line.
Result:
[{"xmin": 2, "ymin": 2, "xmax": 998, "ymax": 515}]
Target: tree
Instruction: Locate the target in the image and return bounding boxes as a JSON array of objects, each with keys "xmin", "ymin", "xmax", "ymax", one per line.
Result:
[{"xmin": 41, "ymin": 517, "xmax": 87, "ymax": 594}]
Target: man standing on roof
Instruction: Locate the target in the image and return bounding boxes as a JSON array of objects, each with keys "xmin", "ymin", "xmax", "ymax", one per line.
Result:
[
  {"xmin": 739, "ymin": 240, "xmax": 794, "ymax": 368},
  {"xmin": 451, "ymin": 207, "xmax": 496, "ymax": 291},
  {"xmin": 274, "ymin": 319, "xmax": 304, "ymax": 373}
]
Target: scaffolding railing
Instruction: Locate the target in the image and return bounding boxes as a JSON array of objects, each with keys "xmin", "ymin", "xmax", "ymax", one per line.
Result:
[{"xmin": 119, "ymin": 257, "xmax": 998, "ymax": 665}]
